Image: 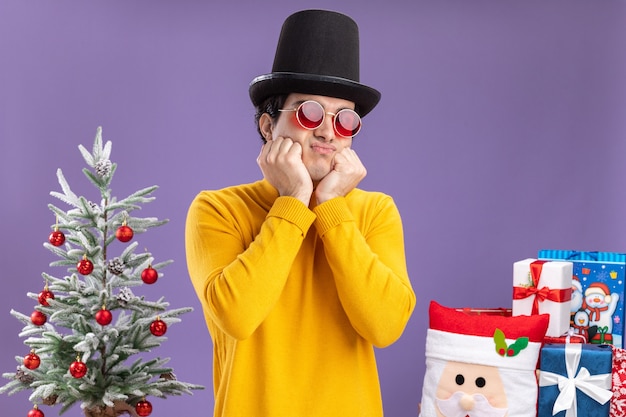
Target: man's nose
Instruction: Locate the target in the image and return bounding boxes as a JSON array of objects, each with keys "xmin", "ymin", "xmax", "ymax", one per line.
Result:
[{"xmin": 313, "ymin": 114, "xmax": 336, "ymax": 141}]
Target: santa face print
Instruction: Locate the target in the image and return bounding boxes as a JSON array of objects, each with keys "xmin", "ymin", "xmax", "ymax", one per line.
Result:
[
  {"xmin": 571, "ymin": 280, "xmax": 584, "ymax": 313},
  {"xmin": 435, "ymin": 361, "xmax": 508, "ymax": 417}
]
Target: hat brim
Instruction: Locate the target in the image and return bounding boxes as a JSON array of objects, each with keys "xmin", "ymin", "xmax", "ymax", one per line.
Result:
[{"xmin": 249, "ymin": 72, "xmax": 381, "ymax": 117}]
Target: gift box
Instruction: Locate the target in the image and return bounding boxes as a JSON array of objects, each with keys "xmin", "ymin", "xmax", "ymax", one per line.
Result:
[
  {"xmin": 454, "ymin": 307, "xmax": 512, "ymax": 316},
  {"xmin": 539, "ymin": 250, "xmax": 626, "ymax": 347},
  {"xmin": 544, "ymin": 331, "xmax": 587, "ymax": 344},
  {"xmin": 513, "ymin": 258, "xmax": 573, "ymax": 337},
  {"xmin": 611, "ymin": 345, "xmax": 626, "ymax": 417},
  {"xmin": 538, "ymin": 343, "xmax": 613, "ymax": 417}
]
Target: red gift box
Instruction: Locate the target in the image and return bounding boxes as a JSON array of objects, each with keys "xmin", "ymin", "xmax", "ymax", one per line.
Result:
[
  {"xmin": 454, "ymin": 307, "xmax": 512, "ymax": 316},
  {"xmin": 544, "ymin": 328, "xmax": 588, "ymax": 344},
  {"xmin": 544, "ymin": 333, "xmax": 587, "ymax": 344},
  {"xmin": 611, "ymin": 345, "xmax": 626, "ymax": 417}
]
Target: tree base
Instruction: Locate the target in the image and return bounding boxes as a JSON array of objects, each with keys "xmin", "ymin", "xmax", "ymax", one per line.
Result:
[{"xmin": 84, "ymin": 401, "xmax": 139, "ymax": 417}]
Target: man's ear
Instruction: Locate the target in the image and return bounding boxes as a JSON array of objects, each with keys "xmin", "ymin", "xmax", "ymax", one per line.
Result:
[{"xmin": 259, "ymin": 113, "xmax": 273, "ymax": 142}]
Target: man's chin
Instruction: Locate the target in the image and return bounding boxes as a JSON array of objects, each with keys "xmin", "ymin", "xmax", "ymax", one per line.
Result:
[{"xmin": 307, "ymin": 166, "xmax": 332, "ymax": 182}]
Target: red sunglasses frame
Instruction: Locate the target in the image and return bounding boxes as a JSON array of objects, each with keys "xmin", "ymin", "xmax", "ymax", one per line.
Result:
[{"xmin": 278, "ymin": 100, "xmax": 362, "ymax": 138}]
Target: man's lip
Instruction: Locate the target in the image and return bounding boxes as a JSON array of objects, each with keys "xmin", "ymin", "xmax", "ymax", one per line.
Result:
[{"xmin": 311, "ymin": 143, "xmax": 336, "ymax": 151}]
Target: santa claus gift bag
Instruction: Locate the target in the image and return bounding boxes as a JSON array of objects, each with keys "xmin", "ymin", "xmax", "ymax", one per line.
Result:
[
  {"xmin": 419, "ymin": 301, "xmax": 549, "ymax": 417},
  {"xmin": 539, "ymin": 250, "xmax": 626, "ymax": 347}
]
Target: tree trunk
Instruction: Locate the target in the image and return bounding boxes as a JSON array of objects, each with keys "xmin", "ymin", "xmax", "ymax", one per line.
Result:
[{"xmin": 84, "ymin": 400, "xmax": 139, "ymax": 417}]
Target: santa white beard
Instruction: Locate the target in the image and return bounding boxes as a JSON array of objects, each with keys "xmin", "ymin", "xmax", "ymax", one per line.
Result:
[{"xmin": 436, "ymin": 391, "xmax": 508, "ymax": 417}]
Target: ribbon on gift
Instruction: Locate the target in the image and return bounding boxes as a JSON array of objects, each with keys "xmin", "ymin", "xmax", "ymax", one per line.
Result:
[
  {"xmin": 564, "ymin": 328, "xmax": 587, "ymax": 344},
  {"xmin": 565, "ymin": 251, "xmax": 599, "ymax": 261},
  {"xmin": 538, "ymin": 343, "xmax": 612, "ymax": 417},
  {"xmin": 512, "ymin": 260, "xmax": 572, "ymax": 315}
]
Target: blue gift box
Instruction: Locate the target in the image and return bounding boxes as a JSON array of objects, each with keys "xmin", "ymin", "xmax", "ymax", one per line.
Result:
[
  {"xmin": 538, "ymin": 343, "xmax": 612, "ymax": 417},
  {"xmin": 538, "ymin": 250, "xmax": 626, "ymax": 348}
]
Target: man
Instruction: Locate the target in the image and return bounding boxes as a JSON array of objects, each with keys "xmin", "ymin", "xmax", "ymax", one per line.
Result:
[{"xmin": 185, "ymin": 9, "xmax": 415, "ymax": 417}]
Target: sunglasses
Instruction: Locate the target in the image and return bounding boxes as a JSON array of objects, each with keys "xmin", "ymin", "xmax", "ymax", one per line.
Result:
[{"xmin": 278, "ymin": 100, "xmax": 362, "ymax": 138}]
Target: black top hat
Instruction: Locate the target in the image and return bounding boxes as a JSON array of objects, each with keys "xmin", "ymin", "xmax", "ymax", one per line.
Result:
[{"xmin": 249, "ymin": 9, "xmax": 381, "ymax": 117}]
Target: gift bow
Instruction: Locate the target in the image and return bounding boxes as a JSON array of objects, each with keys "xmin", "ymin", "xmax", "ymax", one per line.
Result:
[
  {"xmin": 565, "ymin": 251, "xmax": 599, "ymax": 261},
  {"xmin": 539, "ymin": 343, "xmax": 612, "ymax": 417},
  {"xmin": 512, "ymin": 261, "xmax": 571, "ymax": 314}
]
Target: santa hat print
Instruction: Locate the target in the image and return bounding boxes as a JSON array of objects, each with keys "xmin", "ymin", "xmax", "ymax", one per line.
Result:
[
  {"xmin": 585, "ymin": 282, "xmax": 611, "ymax": 299},
  {"xmin": 426, "ymin": 301, "xmax": 549, "ymax": 371}
]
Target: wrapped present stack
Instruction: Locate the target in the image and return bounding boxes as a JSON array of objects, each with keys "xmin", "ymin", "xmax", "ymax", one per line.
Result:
[
  {"xmin": 537, "ymin": 250, "xmax": 626, "ymax": 347},
  {"xmin": 418, "ymin": 249, "xmax": 626, "ymax": 417},
  {"xmin": 512, "ymin": 258, "xmax": 573, "ymax": 338}
]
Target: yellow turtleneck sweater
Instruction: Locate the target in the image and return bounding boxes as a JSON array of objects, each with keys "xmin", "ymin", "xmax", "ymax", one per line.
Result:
[{"xmin": 185, "ymin": 179, "xmax": 415, "ymax": 417}]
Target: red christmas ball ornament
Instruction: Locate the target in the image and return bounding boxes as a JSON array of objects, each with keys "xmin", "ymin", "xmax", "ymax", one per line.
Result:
[
  {"xmin": 27, "ymin": 405, "xmax": 45, "ymax": 417},
  {"xmin": 150, "ymin": 318, "xmax": 167, "ymax": 336},
  {"xmin": 77, "ymin": 256, "xmax": 94, "ymax": 275},
  {"xmin": 115, "ymin": 224, "xmax": 134, "ymax": 243},
  {"xmin": 135, "ymin": 399, "xmax": 153, "ymax": 417},
  {"xmin": 95, "ymin": 307, "xmax": 113, "ymax": 326},
  {"xmin": 69, "ymin": 359, "xmax": 87, "ymax": 378},
  {"xmin": 23, "ymin": 351, "xmax": 41, "ymax": 370},
  {"xmin": 38, "ymin": 289, "xmax": 55, "ymax": 306},
  {"xmin": 31, "ymin": 310, "xmax": 47, "ymax": 326},
  {"xmin": 48, "ymin": 230, "xmax": 65, "ymax": 246},
  {"xmin": 141, "ymin": 266, "xmax": 158, "ymax": 285}
]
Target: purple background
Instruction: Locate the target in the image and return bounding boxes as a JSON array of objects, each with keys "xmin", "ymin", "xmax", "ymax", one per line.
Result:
[{"xmin": 2, "ymin": 1, "xmax": 626, "ymax": 416}]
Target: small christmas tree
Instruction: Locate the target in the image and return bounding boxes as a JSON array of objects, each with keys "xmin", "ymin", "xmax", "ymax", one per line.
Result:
[{"xmin": 0, "ymin": 127, "xmax": 202, "ymax": 417}]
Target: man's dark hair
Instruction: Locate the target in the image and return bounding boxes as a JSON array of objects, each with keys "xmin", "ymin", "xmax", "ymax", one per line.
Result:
[{"xmin": 254, "ymin": 95, "xmax": 288, "ymax": 143}]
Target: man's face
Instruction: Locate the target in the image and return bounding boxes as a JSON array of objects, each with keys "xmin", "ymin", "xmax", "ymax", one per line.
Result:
[
  {"xmin": 269, "ymin": 93, "xmax": 356, "ymax": 183},
  {"xmin": 434, "ymin": 361, "xmax": 508, "ymax": 417}
]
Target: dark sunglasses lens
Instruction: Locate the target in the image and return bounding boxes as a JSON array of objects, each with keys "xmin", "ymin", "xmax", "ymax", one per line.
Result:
[
  {"xmin": 335, "ymin": 110, "xmax": 361, "ymax": 137},
  {"xmin": 297, "ymin": 101, "xmax": 325, "ymax": 129}
]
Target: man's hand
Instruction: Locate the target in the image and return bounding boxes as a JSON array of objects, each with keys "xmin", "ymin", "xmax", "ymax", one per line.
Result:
[
  {"xmin": 315, "ymin": 148, "xmax": 366, "ymax": 204},
  {"xmin": 257, "ymin": 137, "xmax": 313, "ymax": 206}
]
